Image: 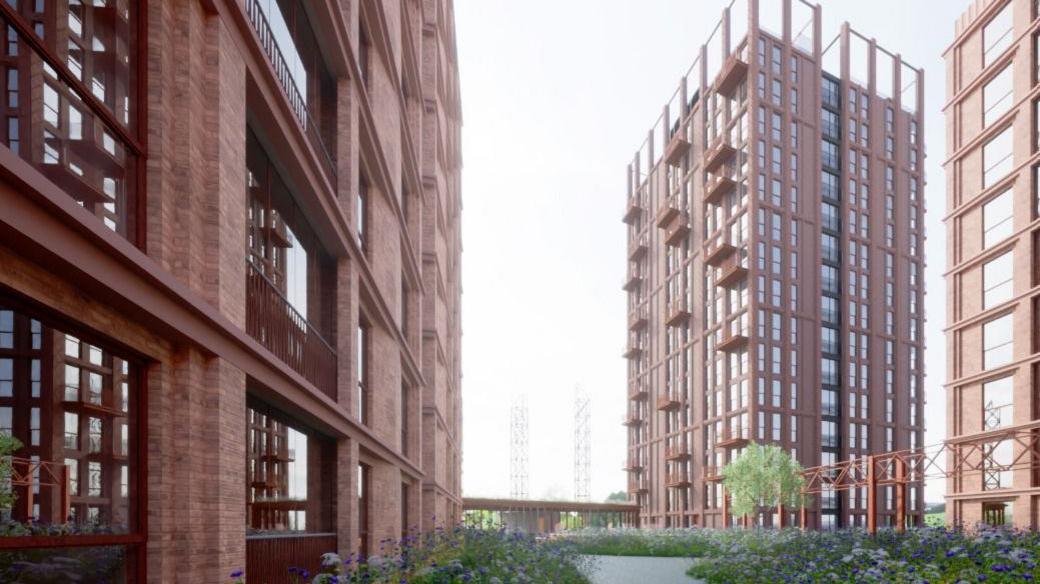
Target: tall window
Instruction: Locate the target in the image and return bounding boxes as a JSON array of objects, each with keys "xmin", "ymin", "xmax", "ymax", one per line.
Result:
[
  {"xmin": 983, "ymin": 189, "xmax": 1014, "ymax": 248},
  {"xmin": 0, "ymin": 301, "xmax": 139, "ymax": 579},
  {"xmin": 983, "ymin": 376, "xmax": 1014, "ymax": 429},
  {"xmin": 983, "ymin": 126, "xmax": 1014, "ymax": 188},
  {"xmin": 983, "ymin": 251, "xmax": 1014, "ymax": 309},
  {"xmin": 357, "ymin": 322, "xmax": 368, "ymax": 424},
  {"xmin": 983, "ymin": 66, "xmax": 1014, "ymax": 127},
  {"xmin": 983, "ymin": 2, "xmax": 1014, "ymax": 67},
  {"xmin": 246, "ymin": 404, "xmax": 312, "ymax": 531},
  {"xmin": 356, "ymin": 181, "xmax": 368, "ymax": 251},
  {"xmin": 401, "ymin": 385, "xmax": 410, "ymax": 457},
  {"xmin": 983, "ymin": 314, "xmax": 1014, "ymax": 369},
  {"xmin": 357, "ymin": 463, "xmax": 370, "ymax": 557}
]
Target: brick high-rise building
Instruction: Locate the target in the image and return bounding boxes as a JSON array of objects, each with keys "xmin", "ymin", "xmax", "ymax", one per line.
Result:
[
  {"xmin": 623, "ymin": 0, "xmax": 925, "ymax": 529},
  {"xmin": 944, "ymin": 0, "xmax": 1040, "ymax": 528},
  {"xmin": 0, "ymin": 0, "xmax": 461, "ymax": 581}
]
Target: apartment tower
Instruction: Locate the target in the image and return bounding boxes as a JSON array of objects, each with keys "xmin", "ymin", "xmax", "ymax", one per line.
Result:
[
  {"xmin": 624, "ymin": 0, "xmax": 925, "ymax": 529},
  {"xmin": 945, "ymin": 0, "xmax": 1040, "ymax": 527},
  {"xmin": 0, "ymin": 0, "xmax": 461, "ymax": 581}
]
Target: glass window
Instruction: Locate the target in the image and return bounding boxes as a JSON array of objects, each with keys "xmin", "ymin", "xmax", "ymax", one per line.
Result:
[
  {"xmin": 821, "ymin": 358, "xmax": 839, "ymax": 385},
  {"xmin": 983, "ymin": 314, "xmax": 1014, "ymax": 369},
  {"xmin": 983, "ymin": 189, "xmax": 1014, "ymax": 248},
  {"xmin": 821, "ymin": 233, "xmax": 839, "ymax": 263},
  {"xmin": 357, "ymin": 323, "xmax": 368, "ymax": 424},
  {"xmin": 822, "ymin": 202, "xmax": 840, "ymax": 231},
  {"xmin": 983, "ymin": 125, "xmax": 1014, "ymax": 188},
  {"xmin": 983, "ymin": 2, "xmax": 1014, "ymax": 67},
  {"xmin": 821, "ymin": 265, "xmax": 839, "ymax": 294},
  {"xmin": 983, "ymin": 376, "xmax": 1014, "ymax": 429},
  {"xmin": 983, "ymin": 251, "xmax": 1014, "ymax": 309},
  {"xmin": 983, "ymin": 65, "xmax": 1014, "ymax": 127}
]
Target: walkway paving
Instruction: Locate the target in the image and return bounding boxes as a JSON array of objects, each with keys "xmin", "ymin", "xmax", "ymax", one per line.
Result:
[{"xmin": 580, "ymin": 555, "xmax": 704, "ymax": 584}]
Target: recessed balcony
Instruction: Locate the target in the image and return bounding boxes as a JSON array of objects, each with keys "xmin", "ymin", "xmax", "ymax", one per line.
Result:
[
  {"xmin": 704, "ymin": 175, "xmax": 735, "ymax": 205},
  {"xmin": 665, "ymin": 444, "xmax": 690, "ymax": 461},
  {"xmin": 704, "ymin": 242, "xmax": 736, "ymax": 267},
  {"xmin": 656, "ymin": 393, "xmax": 681, "ymax": 411},
  {"xmin": 664, "ymin": 133, "xmax": 691, "ymax": 167},
  {"xmin": 629, "ymin": 479, "xmax": 648, "ymax": 494},
  {"xmin": 703, "ymin": 139, "xmax": 736, "ymax": 174},
  {"xmin": 666, "ymin": 472, "xmax": 692, "ymax": 488},
  {"xmin": 717, "ymin": 332, "xmax": 749, "ymax": 352},
  {"xmin": 715, "ymin": 54, "xmax": 749, "ymax": 97},
  {"xmin": 623, "ymin": 197, "xmax": 643, "ymax": 224},
  {"xmin": 716, "ymin": 264, "xmax": 748, "ymax": 288},
  {"xmin": 656, "ymin": 204, "xmax": 681, "ymax": 229},
  {"xmin": 704, "ymin": 466, "xmax": 723, "ymax": 482},
  {"xmin": 717, "ymin": 428, "xmax": 749, "ymax": 448},
  {"xmin": 623, "ymin": 460, "xmax": 645, "ymax": 472},
  {"xmin": 665, "ymin": 302, "xmax": 690, "ymax": 328}
]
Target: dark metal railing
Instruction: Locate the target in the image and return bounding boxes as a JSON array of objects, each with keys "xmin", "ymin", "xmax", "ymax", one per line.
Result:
[
  {"xmin": 246, "ymin": 261, "xmax": 337, "ymax": 399},
  {"xmin": 245, "ymin": 0, "xmax": 337, "ymax": 185},
  {"xmin": 246, "ymin": 533, "xmax": 337, "ymax": 584}
]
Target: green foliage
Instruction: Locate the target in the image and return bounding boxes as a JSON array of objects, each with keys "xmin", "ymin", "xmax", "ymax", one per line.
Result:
[
  {"xmin": 565, "ymin": 528, "xmax": 711, "ymax": 557},
  {"xmin": 925, "ymin": 512, "xmax": 946, "ymax": 527},
  {"xmin": 604, "ymin": 491, "xmax": 628, "ymax": 503},
  {"xmin": 721, "ymin": 442, "xmax": 805, "ymax": 521},
  {"xmin": 0, "ymin": 432, "xmax": 23, "ymax": 512}
]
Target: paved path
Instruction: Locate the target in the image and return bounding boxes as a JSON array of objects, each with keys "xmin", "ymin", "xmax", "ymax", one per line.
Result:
[{"xmin": 580, "ymin": 555, "xmax": 704, "ymax": 584}]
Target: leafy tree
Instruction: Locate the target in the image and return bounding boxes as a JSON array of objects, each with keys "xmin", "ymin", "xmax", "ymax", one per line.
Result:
[
  {"xmin": 605, "ymin": 491, "xmax": 628, "ymax": 503},
  {"xmin": 721, "ymin": 442, "xmax": 805, "ymax": 526},
  {"xmin": 0, "ymin": 432, "xmax": 23, "ymax": 512}
]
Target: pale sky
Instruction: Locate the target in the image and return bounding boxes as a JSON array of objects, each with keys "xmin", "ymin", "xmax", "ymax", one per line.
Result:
[{"xmin": 458, "ymin": 0, "xmax": 972, "ymax": 505}]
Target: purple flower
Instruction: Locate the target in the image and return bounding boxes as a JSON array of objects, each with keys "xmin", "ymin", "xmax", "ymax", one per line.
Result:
[{"xmin": 229, "ymin": 570, "xmax": 244, "ymax": 579}]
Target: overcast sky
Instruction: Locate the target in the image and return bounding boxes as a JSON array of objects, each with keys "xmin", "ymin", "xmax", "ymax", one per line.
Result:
[{"xmin": 457, "ymin": 0, "xmax": 972, "ymax": 504}]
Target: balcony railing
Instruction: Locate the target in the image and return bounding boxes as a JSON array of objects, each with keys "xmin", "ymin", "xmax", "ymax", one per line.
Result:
[
  {"xmin": 666, "ymin": 471, "xmax": 691, "ymax": 487},
  {"xmin": 247, "ymin": 261, "xmax": 337, "ymax": 399},
  {"xmin": 0, "ymin": 4, "xmax": 141, "ymax": 243},
  {"xmin": 247, "ymin": 533, "xmax": 337, "ymax": 584},
  {"xmin": 245, "ymin": 0, "xmax": 337, "ymax": 185}
]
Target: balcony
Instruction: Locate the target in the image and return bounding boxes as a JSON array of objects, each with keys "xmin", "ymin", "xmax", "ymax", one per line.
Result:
[
  {"xmin": 665, "ymin": 301, "xmax": 690, "ymax": 328},
  {"xmin": 656, "ymin": 204, "xmax": 681, "ymax": 229},
  {"xmin": 628, "ymin": 233, "xmax": 649, "ymax": 260},
  {"xmin": 0, "ymin": 5, "xmax": 142, "ymax": 243},
  {"xmin": 703, "ymin": 139, "xmax": 735, "ymax": 174},
  {"xmin": 664, "ymin": 133, "xmax": 691, "ymax": 167},
  {"xmin": 666, "ymin": 472, "xmax": 692, "ymax": 488},
  {"xmin": 704, "ymin": 466, "xmax": 723, "ymax": 481},
  {"xmin": 656, "ymin": 393, "xmax": 681, "ymax": 411},
  {"xmin": 665, "ymin": 444, "xmax": 690, "ymax": 461},
  {"xmin": 629, "ymin": 479, "xmax": 648, "ymax": 494},
  {"xmin": 245, "ymin": 0, "xmax": 337, "ymax": 185},
  {"xmin": 623, "ymin": 460, "xmax": 645, "ymax": 472},
  {"xmin": 716, "ymin": 332, "xmax": 749, "ymax": 353},
  {"xmin": 704, "ymin": 242, "xmax": 736, "ymax": 267},
  {"xmin": 623, "ymin": 272, "xmax": 643, "ymax": 292},
  {"xmin": 704, "ymin": 175, "xmax": 735, "ymax": 205},
  {"xmin": 247, "ymin": 533, "xmax": 337, "ymax": 584},
  {"xmin": 622, "ymin": 412, "xmax": 645, "ymax": 427},
  {"xmin": 628, "ymin": 382, "xmax": 648, "ymax": 401},
  {"xmin": 246, "ymin": 261, "xmax": 337, "ymax": 399},
  {"xmin": 623, "ymin": 344, "xmax": 644, "ymax": 359},
  {"xmin": 664, "ymin": 214, "xmax": 691, "ymax": 247},
  {"xmin": 623, "ymin": 196, "xmax": 644, "ymax": 224},
  {"xmin": 714, "ymin": 54, "xmax": 749, "ymax": 97},
  {"xmin": 628, "ymin": 306, "xmax": 649, "ymax": 331},
  {"xmin": 716, "ymin": 264, "xmax": 748, "ymax": 288},
  {"xmin": 717, "ymin": 428, "xmax": 749, "ymax": 448}
]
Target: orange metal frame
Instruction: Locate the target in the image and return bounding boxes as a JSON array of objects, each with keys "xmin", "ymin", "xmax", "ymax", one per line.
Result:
[
  {"xmin": 714, "ymin": 426, "xmax": 1040, "ymax": 534},
  {"xmin": 9, "ymin": 456, "xmax": 71, "ymax": 525}
]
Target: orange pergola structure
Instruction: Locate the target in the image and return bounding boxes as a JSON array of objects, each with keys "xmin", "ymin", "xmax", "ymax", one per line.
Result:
[
  {"xmin": 8, "ymin": 456, "xmax": 71, "ymax": 523},
  {"xmin": 719, "ymin": 424, "xmax": 1040, "ymax": 534}
]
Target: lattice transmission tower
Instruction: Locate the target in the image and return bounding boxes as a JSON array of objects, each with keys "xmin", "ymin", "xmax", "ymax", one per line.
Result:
[
  {"xmin": 574, "ymin": 388, "xmax": 591, "ymax": 502},
  {"xmin": 510, "ymin": 395, "xmax": 529, "ymax": 499}
]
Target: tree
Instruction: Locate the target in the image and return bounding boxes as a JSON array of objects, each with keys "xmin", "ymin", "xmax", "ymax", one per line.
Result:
[
  {"xmin": 721, "ymin": 442, "xmax": 805, "ymax": 526},
  {"xmin": 604, "ymin": 491, "xmax": 628, "ymax": 503},
  {"xmin": 0, "ymin": 432, "xmax": 22, "ymax": 512}
]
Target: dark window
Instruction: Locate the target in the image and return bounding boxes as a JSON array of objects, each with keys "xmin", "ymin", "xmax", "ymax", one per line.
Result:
[
  {"xmin": 358, "ymin": 463, "xmax": 370, "ymax": 557},
  {"xmin": 357, "ymin": 322, "xmax": 368, "ymax": 425}
]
